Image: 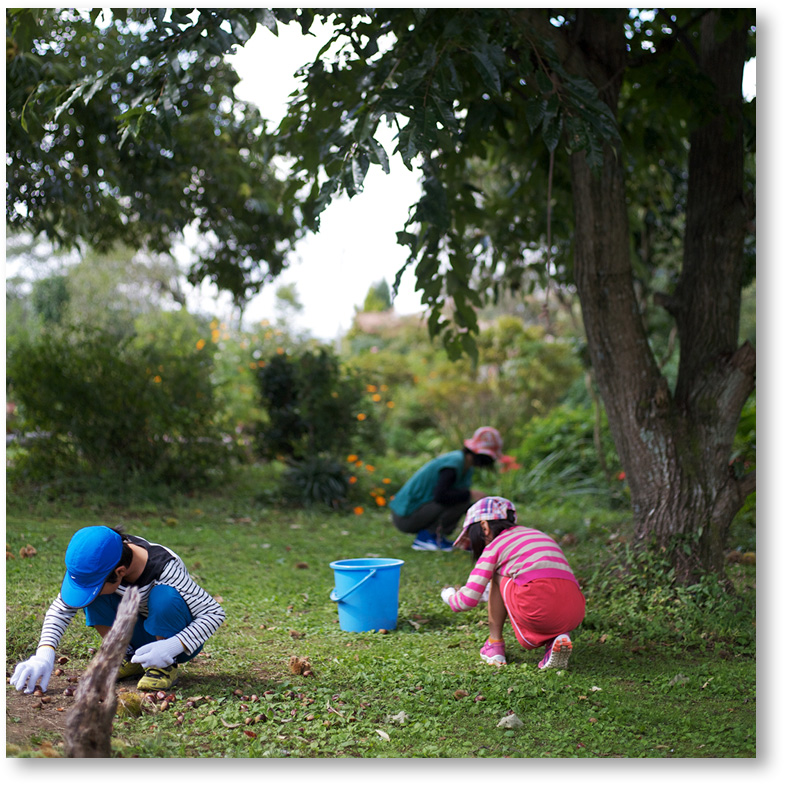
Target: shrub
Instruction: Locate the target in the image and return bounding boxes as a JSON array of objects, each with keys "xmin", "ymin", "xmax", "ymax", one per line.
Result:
[
  {"xmin": 581, "ymin": 539, "xmax": 755, "ymax": 652},
  {"xmin": 252, "ymin": 347, "xmax": 384, "ymax": 507},
  {"xmin": 513, "ymin": 404, "xmax": 621, "ymax": 480},
  {"xmin": 253, "ymin": 347, "xmax": 382, "ymax": 462},
  {"xmin": 344, "ymin": 315, "xmax": 583, "ymax": 456},
  {"xmin": 7, "ymin": 319, "xmax": 232, "ymax": 488},
  {"xmin": 280, "ymin": 456, "xmax": 350, "ymax": 508},
  {"xmin": 499, "ymin": 403, "xmax": 625, "ymax": 509}
]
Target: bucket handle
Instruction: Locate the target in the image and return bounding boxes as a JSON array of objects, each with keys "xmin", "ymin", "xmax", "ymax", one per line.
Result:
[{"xmin": 330, "ymin": 568, "xmax": 377, "ymax": 603}]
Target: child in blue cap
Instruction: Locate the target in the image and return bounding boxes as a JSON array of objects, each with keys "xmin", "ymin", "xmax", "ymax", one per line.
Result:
[{"xmin": 10, "ymin": 525, "xmax": 225, "ymax": 693}]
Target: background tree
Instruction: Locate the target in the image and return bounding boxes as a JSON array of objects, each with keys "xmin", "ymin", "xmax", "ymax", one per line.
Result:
[
  {"xmin": 30, "ymin": 274, "xmax": 69, "ymax": 326},
  {"xmin": 5, "ymin": 8, "xmax": 301, "ymax": 307},
  {"xmin": 5, "ymin": 8, "xmax": 756, "ymax": 580},
  {"xmin": 273, "ymin": 8, "xmax": 757, "ymax": 581},
  {"xmin": 362, "ymin": 280, "xmax": 393, "ymax": 313}
]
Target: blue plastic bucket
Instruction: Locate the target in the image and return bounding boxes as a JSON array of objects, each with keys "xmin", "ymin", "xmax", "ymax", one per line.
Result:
[{"xmin": 329, "ymin": 558, "xmax": 404, "ymax": 632}]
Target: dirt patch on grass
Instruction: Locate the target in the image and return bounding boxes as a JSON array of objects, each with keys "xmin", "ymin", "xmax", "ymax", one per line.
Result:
[
  {"xmin": 6, "ymin": 673, "xmax": 75, "ymax": 754},
  {"xmin": 6, "ymin": 655, "xmax": 287, "ymax": 757}
]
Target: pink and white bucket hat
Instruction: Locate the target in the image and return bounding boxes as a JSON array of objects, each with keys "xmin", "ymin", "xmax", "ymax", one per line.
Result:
[
  {"xmin": 463, "ymin": 426, "xmax": 503, "ymax": 462},
  {"xmin": 453, "ymin": 496, "xmax": 517, "ymax": 550}
]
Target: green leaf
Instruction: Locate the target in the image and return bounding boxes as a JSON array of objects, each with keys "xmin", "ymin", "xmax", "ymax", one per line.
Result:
[
  {"xmin": 535, "ymin": 68, "xmax": 553, "ymax": 94},
  {"xmin": 350, "ymin": 152, "xmax": 370, "ymax": 193},
  {"xmin": 525, "ymin": 99, "xmax": 546, "ymax": 132},
  {"xmin": 367, "ymin": 137, "xmax": 390, "ymax": 174},
  {"xmin": 82, "ymin": 73, "xmax": 110, "ymax": 105},
  {"xmin": 470, "ymin": 44, "xmax": 502, "ymax": 94},
  {"xmin": 53, "ymin": 82, "xmax": 88, "ymax": 122},
  {"xmin": 542, "ymin": 113, "xmax": 563, "ymax": 153},
  {"xmin": 396, "ymin": 231, "xmax": 418, "ymax": 248},
  {"xmin": 434, "ymin": 96, "xmax": 459, "ymax": 134},
  {"xmin": 259, "ymin": 9, "xmax": 278, "ymax": 35}
]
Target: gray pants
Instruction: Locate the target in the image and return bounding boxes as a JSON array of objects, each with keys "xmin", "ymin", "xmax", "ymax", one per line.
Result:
[{"xmin": 391, "ymin": 499, "xmax": 474, "ymax": 538}]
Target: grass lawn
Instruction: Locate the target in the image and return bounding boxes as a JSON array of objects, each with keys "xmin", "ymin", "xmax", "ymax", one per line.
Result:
[{"xmin": 5, "ymin": 466, "xmax": 756, "ymax": 758}]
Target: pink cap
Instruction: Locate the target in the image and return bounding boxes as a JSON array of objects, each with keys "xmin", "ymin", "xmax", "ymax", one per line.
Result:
[
  {"xmin": 463, "ymin": 426, "xmax": 503, "ymax": 462},
  {"xmin": 453, "ymin": 496, "xmax": 517, "ymax": 550}
]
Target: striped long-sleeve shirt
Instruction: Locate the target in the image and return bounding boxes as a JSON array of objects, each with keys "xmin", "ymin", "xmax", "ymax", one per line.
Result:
[
  {"xmin": 447, "ymin": 525, "xmax": 579, "ymax": 612},
  {"xmin": 38, "ymin": 535, "xmax": 225, "ymax": 654}
]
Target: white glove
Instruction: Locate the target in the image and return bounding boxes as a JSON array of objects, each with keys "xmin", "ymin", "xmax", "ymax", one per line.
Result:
[
  {"xmin": 10, "ymin": 646, "xmax": 56, "ymax": 694},
  {"xmin": 441, "ymin": 586, "xmax": 457, "ymax": 605},
  {"xmin": 131, "ymin": 637, "xmax": 185, "ymax": 669}
]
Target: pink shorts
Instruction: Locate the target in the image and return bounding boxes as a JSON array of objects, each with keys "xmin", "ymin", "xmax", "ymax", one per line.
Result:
[{"xmin": 499, "ymin": 576, "xmax": 586, "ymax": 650}]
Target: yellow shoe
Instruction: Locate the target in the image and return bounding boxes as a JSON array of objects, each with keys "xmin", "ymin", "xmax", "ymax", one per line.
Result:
[
  {"xmin": 136, "ymin": 665, "xmax": 179, "ymax": 691},
  {"xmin": 117, "ymin": 658, "xmax": 145, "ymax": 680}
]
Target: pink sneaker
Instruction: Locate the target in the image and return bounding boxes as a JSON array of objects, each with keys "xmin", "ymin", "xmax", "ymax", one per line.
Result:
[
  {"xmin": 538, "ymin": 634, "xmax": 572, "ymax": 669},
  {"xmin": 480, "ymin": 639, "xmax": 506, "ymax": 666}
]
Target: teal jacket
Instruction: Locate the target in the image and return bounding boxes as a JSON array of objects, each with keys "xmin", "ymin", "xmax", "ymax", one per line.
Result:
[{"xmin": 389, "ymin": 450, "xmax": 473, "ymax": 517}]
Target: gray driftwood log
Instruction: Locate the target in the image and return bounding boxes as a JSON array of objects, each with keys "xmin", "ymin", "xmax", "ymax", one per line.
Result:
[{"xmin": 63, "ymin": 586, "xmax": 140, "ymax": 757}]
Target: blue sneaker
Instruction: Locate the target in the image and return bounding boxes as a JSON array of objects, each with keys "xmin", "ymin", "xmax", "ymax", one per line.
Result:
[
  {"xmin": 436, "ymin": 535, "xmax": 454, "ymax": 552},
  {"xmin": 412, "ymin": 530, "xmax": 439, "ymax": 550},
  {"xmin": 412, "ymin": 530, "xmax": 453, "ymax": 551}
]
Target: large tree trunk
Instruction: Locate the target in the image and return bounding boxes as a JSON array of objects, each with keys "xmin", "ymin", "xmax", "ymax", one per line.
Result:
[{"xmin": 567, "ymin": 10, "xmax": 755, "ymax": 582}]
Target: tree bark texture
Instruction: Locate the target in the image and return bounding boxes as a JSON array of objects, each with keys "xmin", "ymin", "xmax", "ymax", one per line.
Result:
[
  {"xmin": 563, "ymin": 10, "xmax": 755, "ymax": 581},
  {"xmin": 63, "ymin": 586, "xmax": 140, "ymax": 758}
]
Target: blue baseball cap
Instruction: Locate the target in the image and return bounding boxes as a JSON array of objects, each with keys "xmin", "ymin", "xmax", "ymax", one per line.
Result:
[{"xmin": 61, "ymin": 526, "xmax": 123, "ymax": 608}]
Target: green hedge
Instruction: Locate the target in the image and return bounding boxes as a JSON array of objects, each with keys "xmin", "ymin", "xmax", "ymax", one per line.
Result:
[{"xmin": 7, "ymin": 317, "xmax": 232, "ymax": 488}]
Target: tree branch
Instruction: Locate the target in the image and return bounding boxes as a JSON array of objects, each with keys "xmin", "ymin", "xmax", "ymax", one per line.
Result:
[{"xmin": 64, "ymin": 587, "xmax": 140, "ymax": 758}]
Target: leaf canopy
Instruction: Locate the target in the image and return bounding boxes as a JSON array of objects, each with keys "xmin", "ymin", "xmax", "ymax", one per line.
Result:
[{"xmin": 6, "ymin": 8, "xmax": 755, "ymax": 344}]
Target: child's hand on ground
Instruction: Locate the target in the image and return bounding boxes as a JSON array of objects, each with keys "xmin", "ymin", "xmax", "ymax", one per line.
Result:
[
  {"xmin": 9, "ymin": 646, "xmax": 55, "ymax": 693},
  {"xmin": 440, "ymin": 586, "xmax": 457, "ymax": 604}
]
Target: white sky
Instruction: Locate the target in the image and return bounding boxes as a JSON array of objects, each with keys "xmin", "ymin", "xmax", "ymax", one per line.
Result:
[{"xmin": 189, "ymin": 19, "xmax": 427, "ymax": 341}]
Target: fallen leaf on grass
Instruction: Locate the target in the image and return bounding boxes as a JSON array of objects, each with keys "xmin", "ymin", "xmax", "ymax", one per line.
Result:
[
  {"xmin": 454, "ymin": 690, "xmax": 469, "ymax": 700},
  {"xmin": 385, "ymin": 711, "xmax": 410, "ymax": 725},
  {"xmin": 376, "ymin": 729, "xmax": 391, "ymax": 741},
  {"xmin": 289, "ymin": 655, "xmax": 312, "ymax": 675},
  {"xmin": 221, "ymin": 719, "xmax": 242, "ymax": 729},
  {"xmin": 35, "ymin": 741, "xmax": 60, "ymax": 758}
]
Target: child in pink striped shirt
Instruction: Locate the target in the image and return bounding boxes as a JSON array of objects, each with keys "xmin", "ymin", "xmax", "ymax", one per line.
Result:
[{"xmin": 441, "ymin": 496, "xmax": 585, "ymax": 669}]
